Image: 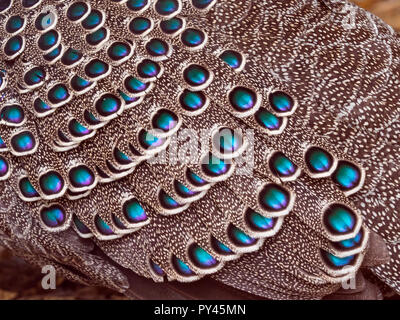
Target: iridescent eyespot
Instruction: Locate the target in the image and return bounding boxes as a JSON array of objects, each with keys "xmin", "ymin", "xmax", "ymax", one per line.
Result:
[
  {"xmin": 84, "ymin": 59, "xmax": 110, "ymax": 79},
  {"xmin": 258, "ymin": 184, "xmax": 291, "ymax": 212},
  {"xmin": 305, "ymin": 146, "xmax": 335, "ymax": 176},
  {"xmin": 35, "ymin": 11, "xmax": 57, "ymax": 31},
  {"xmin": 229, "ymin": 87, "xmax": 258, "ymax": 112},
  {"xmin": 179, "ymin": 90, "xmax": 207, "ymax": 112},
  {"xmin": 22, "ymin": 0, "xmax": 41, "ymax": 9},
  {"xmin": 70, "ymin": 75, "xmax": 93, "ymax": 93},
  {"xmin": 160, "ymin": 17, "xmax": 184, "ymax": 35},
  {"xmin": 191, "ymin": 0, "xmax": 215, "ymax": 9},
  {"xmin": 19, "ymin": 177, "xmax": 40, "ymax": 199},
  {"xmin": 43, "ymin": 44, "xmax": 62, "ymax": 62},
  {"xmin": 107, "ymin": 42, "xmax": 132, "ymax": 62},
  {"xmin": 67, "ymin": 1, "xmax": 90, "ymax": 22},
  {"xmin": 47, "ymin": 83, "xmax": 70, "ymax": 105},
  {"xmin": 183, "ymin": 64, "xmax": 211, "ymax": 88},
  {"xmin": 69, "ymin": 165, "xmax": 95, "ymax": 189},
  {"xmin": 4, "ymin": 35, "xmax": 25, "ymax": 58},
  {"xmin": 126, "ymin": 0, "xmax": 149, "ymax": 12},
  {"xmin": 81, "ymin": 9, "xmax": 104, "ymax": 30},
  {"xmin": 245, "ymin": 209, "xmax": 276, "ymax": 232},
  {"xmin": 145, "ymin": 38, "xmax": 170, "ymax": 58},
  {"xmin": 0, "ymin": 155, "xmax": 10, "ymax": 179},
  {"xmin": 172, "ymin": 255, "xmax": 195, "ymax": 276},
  {"xmin": 159, "ymin": 189, "xmax": 182, "ymax": 210},
  {"xmin": 149, "ymin": 259, "xmax": 165, "ymax": 276},
  {"xmin": 95, "ymin": 94, "xmax": 122, "ymax": 118},
  {"xmin": 219, "ymin": 50, "xmax": 244, "ymax": 70},
  {"xmin": 212, "ymin": 127, "xmax": 243, "ymax": 155},
  {"xmin": 0, "ymin": 104, "xmax": 25, "ymax": 126},
  {"xmin": 39, "ymin": 171, "xmax": 65, "ymax": 196},
  {"xmin": 269, "ymin": 91, "xmax": 296, "ymax": 115},
  {"xmin": 123, "ymin": 198, "xmax": 148, "ymax": 223},
  {"xmin": 86, "ymin": 27, "xmax": 109, "ymax": 46},
  {"xmin": 154, "ymin": 0, "xmax": 181, "ymax": 17},
  {"xmin": 151, "ymin": 109, "xmax": 178, "ymax": 133},
  {"xmin": 323, "ymin": 204, "xmax": 357, "ymax": 236},
  {"xmin": 40, "ymin": 204, "xmax": 66, "ymax": 228},
  {"xmin": 137, "ymin": 59, "xmax": 161, "ymax": 79},
  {"xmin": 38, "ymin": 30, "xmax": 59, "ymax": 52},
  {"xmin": 129, "ymin": 17, "xmax": 152, "ymax": 35},
  {"xmin": 68, "ymin": 119, "xmax": 92, "ymax": 137},
  {"xmin": 201, "ymin": 153, "xmax": 231, "ymax": 177},
  {"xmin": 24, "ymin": 67, "xmax": 46, "ymax": 87},
  {"xmin": 228, "ymin": 224, "xmax": 256, "ymax": 247},
  {"xmin": 6, "ymin": 15, "xmax": 25, "ymax": 34},
  {"xmin": 10, "ymin": 131, "xmax": 36, "ymax": 154},
  {"xmin": 188, "ymin": 243, "xmax": 218, "ymax": 269},
  {"xmin": 61, "ymin": 48, "xmax": 83, "ymax": 66},
  {"xmin": 33, "ymin": 98, "xmax": 51, "ymax": 114},
  {"xmin": 95, "ymin": 215, "xmax": 114, "ymax": 235}
]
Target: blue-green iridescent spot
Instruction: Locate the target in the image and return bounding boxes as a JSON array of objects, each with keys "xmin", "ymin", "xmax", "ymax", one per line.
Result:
[
  {"xmin": 123, "ymin": 199, "xmax": 147, "ymax": 223},
  {"xmin": 220, "ymin": 50, "xmax": 242, "ymax": 69},
  {"xmin": 160, "ymin": 17, "xmax": 183, "ymax": 34},
  {"xmin": 82, "ymin": 10, "xmax": 102, "ymax": 30},
  {"xmin": 189, "ymin": 244, "xmax": 218, "ymax": 268},
  {"xmin": 11, "ymin": 131, "xmax": 35, "ymax": 153},
  {"xmin": 95, "ymin": 215, "xmax": 114, "ymax": 235},
  {"xmin": 259, "ymin": 184, "xmax": 289, "ymax": 211},
  {"xmin": 269, "ymin": 152, "xmax": 297, "ymax": 177},
  {"xmin": 228, "ymin": 225, "xmax": 256, "ymax": 246},
  {"xmin": 172, "ymin": 256, "xmax": 195, "ymax": 276},
  {"xmin": 67, "ymin": 2, "xmax": 89, "ymax": 21},
  {"xmin": 150, "ymin": 260, "xmax": 165, "ymax": 276},
  {"xmin": 48, "ymin": 84, "xmax": 69, "ymax": 104},
  {"xmin": 108, "ymin": 42, "xmax": 130, "ymax": 61},
  {"xmin": 86, "ymin": 28, "xmax": 107, "ymax": 46},
  {"xmin": 95, "ymin": 94, "xmax": 121, "ymax": 116},
  {"xmin": 246, "ymin": 209, "xmax": 275, "ymax": 231},
  {"xmin": 129, "ymin": 17, "xmax": 151, "ymax": 34},
  {"xmin": 126, "ymin": 0, "xmax": 148, "ymax": 11},
  {"xmin": 40, "ymin": 205, "xmax": 66, "ymax": 228},
  {"xmin": 38, "ymin": 30, "xmax": 58, "ymax": 51},
  {"xmin": 1, "ymin": 104, "xmax": 24, "ymax": 124},
  {"xmin": 6, "ymin": 16, "xmax": 24, "ymax": 33},
  {"xmin": 305, "ymin": 147, "xmax": 333, "ymax": 173},
  {"xmin": 69, "ymin": 165, "xmax": 95, "ymax": 188},
  {"xmin": 186, "ymin": 169, "xmax": 207, "ymax": 187},
  {"xmin": 19, "ymin": 177, "xmax": 39, "ymax": 198},
  {"xmin": 181, "ymin": 28, "xmax": 205, "ymax": 47},
  {"xmin": 152, "ymin": 109, "xmax": 178, "ymax": 132},
  {"xmin": 332, "ymin": 161, "xmax": 361, "ymax": 191},
  {"xmin": 4, "ymin": 36, "xmax": 24, "ymax": 56},
  {"xmin": 229, "ymin": 87, "xmax": 256, "ymax": 111},
  {"xmin": 73, "ymin": 215, "xmax": 91, "ymax": 234},
  {"xmin": 211, "ymin": 236, "xmax": 233, "ymax": 255},
  {"xmin": 39, "ymin": 171, "xmax": 64, "ymax": 195},
  {"xmin": 159, "ymin": 189, "xmax": 181, "ymax": 209},
  {"xmin": 183, "ymin": 64, "xmax": 209, "ymax": 87},
  {"xmin": 155, "ymin": 0, "xmax": 179, "ymax": 16},
  {"xmin": 322, "ymin": 250, "xmax": 355, "ymax": 268},
  {"xmin": 202, "ymin": 154, "xmax": 230, "ymax": 177},
  {"xmin": 324, "ymin": 204, "xmax": 356, "ymax": 235},
  {"xmin": 179, "ymin": 90, "xmax": 206, "ymax": 111}
]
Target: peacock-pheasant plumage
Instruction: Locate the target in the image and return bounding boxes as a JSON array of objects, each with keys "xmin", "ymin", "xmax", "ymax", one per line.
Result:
[{"xmin": 0, "ymin": 0, "xmax": 398, "ymax": 300}]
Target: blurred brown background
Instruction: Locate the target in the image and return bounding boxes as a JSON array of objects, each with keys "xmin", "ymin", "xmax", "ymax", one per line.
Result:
[{"xmin": 0, "ymin": 0, "xmax": 399, "ymax": 300}]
